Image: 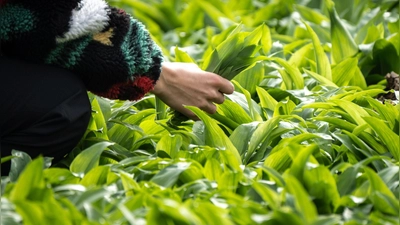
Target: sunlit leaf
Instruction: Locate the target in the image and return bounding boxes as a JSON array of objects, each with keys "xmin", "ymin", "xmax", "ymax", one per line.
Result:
[
  {"xmin": 151, "ymin": 162, "xmax": 191, "ymax": 188},
  {"xmin": 9, "ymin": 157, "xmax": 44, "ymax": 201},
  {"xmin": 284, "ymin": 175, "xmax": 318, "ymax": 224},
  {"xmin": 363, "ymin": 117, "xmax": 399, "ymax": 161},
  {"xmin": 326, "ymin": 0, "xmax": 359, "ymax": 64},
  {"xmin": 70, "ymin": 142, "xmax": 114, "ymax": 177},
  {"xmin": 186, "ymin": 106, "xmax": 242, "ymax": 170},
  {"xmin": 304, "ymin": 21, "xmax": 332, "ymax": 80},
  {"xmin": 269, "ymin": 57, "xmax": 304, "ymax": 89}
]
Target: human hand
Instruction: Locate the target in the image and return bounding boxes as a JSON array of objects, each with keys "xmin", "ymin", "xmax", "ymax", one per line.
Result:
[{"xmin": 151, "ymin": 62, "xmax": 234, "ymax": 120}]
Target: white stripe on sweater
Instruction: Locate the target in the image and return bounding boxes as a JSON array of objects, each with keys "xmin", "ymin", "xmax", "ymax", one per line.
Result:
[{"xmin": 56, "ymin": 0, "xmax": 109, "ymax": 43}]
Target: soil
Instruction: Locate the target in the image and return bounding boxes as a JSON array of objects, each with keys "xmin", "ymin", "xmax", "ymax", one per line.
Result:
[{"xmin": 378, "ymin": 71, "xmax": 399, "ymax": 101}]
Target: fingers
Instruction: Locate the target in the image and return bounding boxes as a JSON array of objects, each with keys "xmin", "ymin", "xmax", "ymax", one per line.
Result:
[
  {"xmin": 201, "ymin": 102, "xmax": 217, "ymax": 114},
  {"xmin": 179, "ymin": 103, "xmax": 214, "ymax": 120},
  {"xmin": 180, "ymin": 108, "xmax": 200, "ymax": 121},
  {"xmin": 155, "ymin": 62, "xmax": 235, "ymax": 119},
  {"xmin": 202, "ymin": 73, "xmax": 232, "ymax": 107},
  {"xmin": 211, "ymin": 91, "xmax": 225, "ymax": 104},
  {"xmin": 204, "ymin": 71, "xmax": 234, "ymax": 95},
  {"xmin": 184, "ymin": 100, "xmax": 217, "ymax": 116},
  {"xmin": 217, "ymin": 78, "xmax": 234, "ymax": 94}
]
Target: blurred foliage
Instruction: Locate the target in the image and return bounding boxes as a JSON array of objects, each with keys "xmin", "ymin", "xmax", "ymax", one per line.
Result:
[{"xmin": 1, "ymin": 0, "xmax": 399, "ymax": 224}]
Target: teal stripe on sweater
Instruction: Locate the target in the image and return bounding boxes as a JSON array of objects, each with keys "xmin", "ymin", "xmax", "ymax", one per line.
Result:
[
  {"xmin": 121, "ymin": 18, "xmax": 137, "ymax": 78},
  {"xmin": 121, "ymin": 18, "xmax": 161, "ymax": 78},
  {"xmin": 134, "ymin": 19, "xmax": 152, "ymax": 74},
  {"xmin": 65, "ymin": 36, "xmax": 92, "ymax": 68},
  {"xmin": 45, "ymin": 43, "xmax": 66, "ymax": 65},
  {"xmin": 45, "ymin": 36, "xmax": 92, "ymax": 69},
  {"xmin": 0, "ymin": 5, "xmax": 36, "ymax": 40}
]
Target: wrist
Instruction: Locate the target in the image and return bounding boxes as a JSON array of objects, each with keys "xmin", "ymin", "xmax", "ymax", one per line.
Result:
[{"xmin": 151, "ymin": 63, "xmax": 169, "ymax": 96}]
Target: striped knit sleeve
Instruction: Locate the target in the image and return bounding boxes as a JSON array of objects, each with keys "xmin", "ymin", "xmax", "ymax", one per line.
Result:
[{"xmin": 0, "ymin": 0, "xmax": 164, "ymax": 101}]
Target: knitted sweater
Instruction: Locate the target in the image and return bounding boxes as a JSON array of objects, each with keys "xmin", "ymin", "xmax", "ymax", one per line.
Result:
[{"xmin": 0, "ymin": 0, "xmax": 164, "ymax": 101}]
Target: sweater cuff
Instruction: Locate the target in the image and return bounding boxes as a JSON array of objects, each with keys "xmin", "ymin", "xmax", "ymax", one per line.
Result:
[{"xmin": 91, "ymin": 10, "xmax": 164, "ymax": 101}]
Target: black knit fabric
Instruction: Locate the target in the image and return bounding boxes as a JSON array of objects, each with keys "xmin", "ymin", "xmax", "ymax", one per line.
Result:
[
  {"xmin": 0, "ymin": 0, "xmax": 164, "ymax": 100},
  {"xmin": 0, "ymin": 57, "xmax": 91, "ymax": 176}
]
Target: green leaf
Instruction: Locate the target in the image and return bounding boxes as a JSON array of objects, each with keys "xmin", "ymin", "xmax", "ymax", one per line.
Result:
[
  {"xmin": 304, "ymin": 21, "xmax": 332, "ymax": 80},
  {"xmin": 215, "ymin": 98, "xmax": 253, "ymax": 126},
  {"xmin": 203, "ymin": 158, "xmax": 223, "ymax": 181},
  {"xmin": 80, "ymin": 165, "xmax": 111, "ymax": 187},
  {"xmin": 331, "ymin": 99, "xmax": 370, "ymax": 126},
  {"xmin": 331, "ymin": 57, "xmax": 358, "ymax": 86},
  {"xmin": 366, "ymin": 98, "xmax": 398, "ymax": 129},
  {"xmin": 363, "ymin": 116, "xmax": 399, "ymax": 161},
  {"xmin": 284, "ymin": 175, "xmax": 318, "ymax": 224},
  {"xmin": 264, "ymin": 209, "xmax": 304, "ymax": 225},
  {"xmin": 190, "ymin": 201, "xmax": 234, "ymax": 225},
  {"xmin": 265, "ymin": 134, "xmax": 321, "ymax": 172},
  {"xmin": 9, "ymin": 150, "xmax": 32, "ymax": 182},
  {"xmin": 233, "ymin": 62, "xmax": 264, "ymax": 97},
  {"xmin": 269, "ymin": 57, "xmax": 304, "ymax": 89},
  {"xmin": 43, "ymin": 168, "xmax": 79, "ymax": 185},
  {"xmin": 70, "ymin": 142, "xmax": 114, "ymax": 177},
  {"xmin": 246, "ymin": 117, "xmax": 281, "ymax": 163},
  {"xmin": 186, "ymin": 106, "xmax": 242, "ymax": 170},
  {"xmin": 156, "ymin": 134, "xmax": 183, "ymax": 159},
  {"xmin": 288, "ymin": 144, "xmax": 318, "ymax": 183},
  {"xmin": 273, "ymin": 99, "xmax": 297, "ymax": 116},
  {"xmin": 203, "ymin": 34, "xmax": 243, "ymax": 73},
  {"xmin": 315, "ymin": 117, "xmax": 387, "ymax": 154},
  {"xmin": 363, "ymin": 167, "xmax": 400, "ymax": 215},
  {"xmin": 260, "ymin": 24, "xmax": 272, "ymax": 54},
  {"xmin": 349, "ymin": 66, "xmax": 367, "ymax": 89},
  {"xmin": 233, "ymin": 80, "xmax": 263, "ymax": 121},
  {"xmin": 120, "ymin": 171, "xmax": 141, "ymax": 197},
  {"xmin": 387, "ymin": 32, "xmax": 399, "ymax": 55},
  {"xmin": 304, "ymin": 69, "xmax": 338, "ymax": 87},
  {"xmin": 12, "ymin": 201, "xmax": 46, "ymax": 225},
  {"xmin": 1, "ymin": 198, "xmax": 23, "ymax": 225},
  {"xmin": 304, "ymin": 166, "xmax": 340, "ymax": 213},
  {"xmin": 9, "ymin": 157, "xmax": 45, "ymax": 201},
  {"xmin": 335, "ymin": 165, "xmax": 358, "ymax": 196},
  {"xmin": 147, "ymin": 198, "xmax": 203, "ymax": 225},
  {"xmin": 226, "ymin": 91, "xmax": 263, "ymax": 120},
  {"xmin": 256, "ymin": 87, "xmax": 278, "ymax": 112},
  {"xmin": 252, "ymin": 181, "xmax": 280, "ymax": 210},
  {"xmin": 217, "ymin": 169, "xmax": 242, "ymax": 192},
  {"xmin": 121, "ymin": 0, "xmax": 177, "ymax": 31},
  {"xmin": 174, "ymin": 47, "xmax": 195, "ymax": 63},
  {"xmin": 195, "ymin": 0, "xmax": 232, "ymax": 30},
  {"xmin": 90, "ymin": 96, "xmax": 109, "ymax": 139},
  {"xmin": 326, "ymin": 0, "xmax": 359, "ymax": 64},
  {"xmin": 250, "ymin": 2, "xmax": 278, "ymax": 27},
  {"xmin": 362, "ymin": 23, "xmax": 385, "ymax": 44},
  {"xmin": 243, "ymin": 23, "xmax": 264, "ymax": 46},
  {"xmin": 72, "ymin": 187, "xmax": 109, "ymax": 209},
  {"xmin": 288, "ymin": 43, "xmax": 313, "ymax": 69},
  {"xmin": 108, "ymin": 109, "xmax": 154, "ymax": 147},
  {"xmin": 371, "ymin": 39, "xmax": 400, "ymax": 75},
  {"xmin": 180, "ymin": 2, "xmax": 204, "ymax": 31},
  {"xmin": 179, "ymin": 160, "xmax": 204, "ymax": 183},
  {"xmin": 261, "ymin": 166, "xmax": 285, "ymax": 187},
  {"xmin": 230, "ymin": 122, "xmax": 259, "ymax": 156},
  {"xmin": 295, "ymin": 5, "xmax": 329, "ymax": 25},
  {"xmin": 151, "ymin": 162, "xmax": 191, "ymax": 188}
]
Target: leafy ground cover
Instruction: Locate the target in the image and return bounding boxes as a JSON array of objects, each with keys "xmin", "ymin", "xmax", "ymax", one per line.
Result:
[{"xmin": 1, "ymin": 0, "xmax": 399, "ymax": 224}]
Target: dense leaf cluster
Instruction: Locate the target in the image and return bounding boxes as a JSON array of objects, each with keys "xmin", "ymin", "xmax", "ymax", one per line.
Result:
[{"xmin": 1, "ymin": 0, "xmax": 399, "ymax": 224}]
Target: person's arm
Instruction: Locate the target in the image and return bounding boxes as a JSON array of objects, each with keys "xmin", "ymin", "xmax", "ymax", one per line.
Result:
[
  {"xmin": 0, "ymin": 0, "xmax": 232, "ymax": 116},
  {"xmin": 1, "ymin": 1, "xmax": 163, "ymax": 100}
]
